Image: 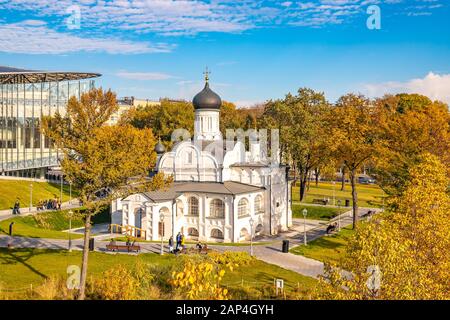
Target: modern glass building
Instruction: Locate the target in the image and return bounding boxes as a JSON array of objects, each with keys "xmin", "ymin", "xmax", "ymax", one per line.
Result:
[{"xmin": 0, "ymin": 66, "xmax": 100, "ymax": 178}]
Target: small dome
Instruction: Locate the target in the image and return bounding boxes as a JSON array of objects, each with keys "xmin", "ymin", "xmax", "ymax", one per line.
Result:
[
  {"xmin": 154, "ymin": 140, "xmax": 165, "ymax": 154},
  {"xmin": 193, "ymin": 81, "xmax": 222, "ymax": 110}
]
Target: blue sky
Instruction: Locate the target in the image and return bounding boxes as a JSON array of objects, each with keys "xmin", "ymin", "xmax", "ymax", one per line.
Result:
[{"xmin": 0, "ymin": 0, "xmax": 449, "ymax": 106}]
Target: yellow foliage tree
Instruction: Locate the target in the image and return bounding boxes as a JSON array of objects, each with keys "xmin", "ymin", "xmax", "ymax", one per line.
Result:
[
  {"xmin": 315, "ymin": 153, "xmax": 450, "ymax": 299},
  {"xmin": 170, "ymin": 259, "xmax": 229, "ymax": 300}
]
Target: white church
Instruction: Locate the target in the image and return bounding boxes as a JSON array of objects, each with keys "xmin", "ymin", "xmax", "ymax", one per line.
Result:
[{"xmin": 111, "ymin": 73, "xmax": 292, "ymax": 243}]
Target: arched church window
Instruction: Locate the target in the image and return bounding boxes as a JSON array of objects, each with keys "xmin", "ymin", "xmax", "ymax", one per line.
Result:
[
  {"xmin": 211, "ymin": 228, "xmax": 224, "ymax": 239},
  {"xmin": 188, "ymin": 197, "xmax": 199, "ymax": 216},
  {"xmin": 238, "ymin": 198, "xmax": 249, "ymax": 218},
  {"xmin": 188, "ymin": 227, "xmax": 199, "ymax": 237},
  {"xmin": 254, "ymin": 195, "xmax": 264, "ymax": 214},
  {"xmin": 209, "ymin": 199, "xmax": 225, "ymax": 218}
]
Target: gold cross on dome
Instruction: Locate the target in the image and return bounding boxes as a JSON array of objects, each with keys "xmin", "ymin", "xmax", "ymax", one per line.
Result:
[{"xmin": 203, "ymin": 67, "xmax": 210, "ymax": 83}]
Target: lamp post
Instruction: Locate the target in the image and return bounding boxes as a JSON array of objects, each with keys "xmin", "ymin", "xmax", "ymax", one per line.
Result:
[
  {"xmin": 69, "ymin": 181, "xmax": 72, "ymax": 205},
  {"xmin": 29, "ymin": 183, "xmax": 33, "ymax": 212},
  {"xmin": 249, "ymin": 217, "xmax": 254, "ymax": 257},
  {"xmin": 302, "ymin": 208, "xmax": 307, "ymax": 245},
  {"xmin": 68, "ymin": 210, "xmax": 73, "ymax": 252},
  {"xmin": 337, "ymin": 199, "xmax": 342, "ymax": 231},
  {"xmin": 332, "ymin": 181, "xmax": 336, "ymax": 206},
  {"xmin": 60, "ymin": 174, "xmax": 63, "ymax": 210},
  {"xmin": 160, "ymin": 213, "xmax": 165, "ymax": 255}
]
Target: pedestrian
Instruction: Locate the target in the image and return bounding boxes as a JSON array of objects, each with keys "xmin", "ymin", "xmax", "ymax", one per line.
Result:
[
  {"xmin": 168, "ymin": 236, "xmax": 174, "ymax": 253},
  {"xmin": 9, "ymin": 222, "xmax": 14, "ymax": 236},
  {"xmin": 13, "ymin": 199, "xmax": 20, "ymax": 215},
  {"xmin": 175, "ymin": 232, "xmax": 181, "ymax": 252},
  {"xmin": 180, "ymin": 234, "xmax": 185, "ymax": 250}
]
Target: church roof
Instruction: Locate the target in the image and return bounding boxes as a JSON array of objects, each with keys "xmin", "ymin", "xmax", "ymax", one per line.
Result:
[
  {"xmin": 142, "ymin": 181, "xmax": 264, "ymax": 202},
  {"xmin": 192, "ymin": 70, "xmax": 221, "ymax": 110}
]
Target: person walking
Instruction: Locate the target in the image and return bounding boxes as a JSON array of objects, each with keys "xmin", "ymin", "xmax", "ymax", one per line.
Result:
[
  {"xmin": 175, "ymin": 232, "xmax": 181, "ymax": 252},
  {"xmin": 168, "ymin": 236, "xmax": 174, "ymax": 254},
  {"xmin": 180, "ymin": 234, "xmax": 185, "ymax": 250}
]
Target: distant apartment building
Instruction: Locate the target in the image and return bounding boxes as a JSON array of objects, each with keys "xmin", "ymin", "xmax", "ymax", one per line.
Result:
[{"xmin": 107, "ymin": 96, "xmax": 161, "ymax": 125}]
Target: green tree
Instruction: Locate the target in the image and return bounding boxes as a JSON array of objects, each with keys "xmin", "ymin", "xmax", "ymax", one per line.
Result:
[{"xmin": 260, "ymin": 88, "xmax": 333, "ymax": 201}]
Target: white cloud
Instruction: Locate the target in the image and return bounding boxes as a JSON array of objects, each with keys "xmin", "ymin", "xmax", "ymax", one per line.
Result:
[
  {"xmin": 362, "ymin": 72, "xmax": 450, "ymax": 104},
  {"xmin": 0, "ymin": 21, "xmax": 174, "ymax": 54},
  {"xmin": 0, "ymin": 0, "xmax": 445, "ymax": 39},
  {"xmin": 116, "ymin": 71, "xmax": 175, "ymax": 80}
]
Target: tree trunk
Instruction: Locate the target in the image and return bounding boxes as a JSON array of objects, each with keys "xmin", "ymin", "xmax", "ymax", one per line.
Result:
[
  {"xmin": 314, "ymin": 168, "xmax": 320, "ymax": 186},
  {"xmin": 299, "ymin": 173, "xmax": 308, "ymax": 202},
  {"xmin": 78, "ymin": 212, "xmax": 92, "ymax": 300},
  {"xmin": 341, "ymin": 166, "xmax": 346, "ymax": 191},
  {"xmin": 349, "ymin": 169, "xmax": 359, "ymax": 230}
]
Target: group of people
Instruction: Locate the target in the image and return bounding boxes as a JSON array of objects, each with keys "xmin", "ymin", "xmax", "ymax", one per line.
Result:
[
  {"xmin": 37, "ymin": 198, "xmax": 61, "ymax": 211},
  {"xmin": 168, "ymin": 232, "xmax": 186, "ymax": 254},
  {"xmin": 167, "ymin": 232, "xmax": 208, "ymax": 254},
  {"xmin": 326, "ymin": 222, "xmax": 338, "ymax": 234}
]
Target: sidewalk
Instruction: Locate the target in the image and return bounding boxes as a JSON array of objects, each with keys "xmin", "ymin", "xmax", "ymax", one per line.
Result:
[
  {"xmin": 0, "ymin": 200, "xmax": 82, "ymax": 222},
  {"xmin": 0, "ymin": 207, "xmax": 380, "ymax": 280}
]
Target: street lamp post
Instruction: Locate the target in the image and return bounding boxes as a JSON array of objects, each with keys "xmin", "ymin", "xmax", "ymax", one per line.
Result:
[
  {"xmin": 68, "ymin": 210, "xmax": 73, "ymax": 252},
  {"xmin": 160, "ymin": 213, "xmax": 165, "ymax": 255},
  {"xmin": 29, "ymin": 183, "xmax": 33, "ymax": 212},
  {"xmin": 249, "ymin": 217, "xmax": 254, "ymax": 257},
  {"xmin": 60, "ymin": 174, "xmax": 63, "ymax": 210},
  {"xmin": 337, "ymin": 199, "xmax": 342, "ymax": 231},
  {"xmin": 332, "ymin": 181, "xmax": 336, "ymax": 206},
  {"xmin": 302, "ymin": 208, "xmax": 307, "ymax": 245}
]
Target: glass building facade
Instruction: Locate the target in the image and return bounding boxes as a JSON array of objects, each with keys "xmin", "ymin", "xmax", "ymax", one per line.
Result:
[{"xmin": 0, "ymin": 66, "xmax": 100, "ymax": 178}]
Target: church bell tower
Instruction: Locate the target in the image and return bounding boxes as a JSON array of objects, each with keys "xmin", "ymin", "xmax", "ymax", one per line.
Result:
[{"xmin": 192, "ymin": 68, "xmax": 222, "ymax": 142}]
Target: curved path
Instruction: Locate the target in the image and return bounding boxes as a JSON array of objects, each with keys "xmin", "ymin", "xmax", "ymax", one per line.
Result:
[{"xmin": 0, "ymin": 208, "xmax": 380, "ymax": 279}]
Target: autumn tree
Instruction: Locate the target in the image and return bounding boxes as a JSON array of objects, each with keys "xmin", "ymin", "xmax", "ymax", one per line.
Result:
[
  {"xmin": 315, "ymin": 153, "xmax": 450, "ymax": 299},
  {"xmin": 372, "ymin": 93, "xmax": 450, "ymax": 196},
  {"xmin": 42, "ymin": 88, "xmax": 163, "ymax": 299},
  {"xmin": 261, "ymin": 88, "xmax": 333, "ymax": 201},
  {"xmin": 329, "ymin": 94, "xmax": 378, "ymax": 229}
]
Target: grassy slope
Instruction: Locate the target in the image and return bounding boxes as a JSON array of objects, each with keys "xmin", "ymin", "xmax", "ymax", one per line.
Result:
[
  {"xmin": 0, "ymin": 180, "xmax": 77, "ymax": 210},
  {"xmin": 289, "ymin": 226, "xmax": 355, "ymax": 265},
  {"xmin": 0, "ymin": 248, "xmax": 316, "ymax": 296},
  {"xmin": 0, "ymin": 208, "xmax": 110, "ymax": 239},
  {"xmin": 292, "ymin": 182, "xmax": 385, "ymax": 208}
]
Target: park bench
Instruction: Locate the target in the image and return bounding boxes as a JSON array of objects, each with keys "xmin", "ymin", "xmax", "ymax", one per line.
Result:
[
  {"xmin": 106, "ymin": 244, "xmax": 141, "ymax": 253},
  {"xmin": 312, "ymin": 198, "xmax": 329, "ymax": 205}
]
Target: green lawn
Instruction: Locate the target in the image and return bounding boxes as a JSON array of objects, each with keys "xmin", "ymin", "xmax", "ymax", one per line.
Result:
[
  {"xmin": 0, "ymin": 180, "xmax": 78, "ymax": 210},
  {"xmin": 289, "ymin": 226, "xmax": 355, "ymax": 265},
  {"xmin": 222, "ymin": 259, "xmax": 317, "ymax": 299},
  {"xmin": 292, "ymin": 182, "xmax": 385, "ymax": 208},
  {"xmin": 0, "ymin": 207, "xmax": 110, "ymax": 239},
  {"xmin": 0, "ymin": 248, "xmax": 316, "ymax": 299},
  {"xmin": 292, "ymin": 204, "xmax": 342, "ymax": 221}
]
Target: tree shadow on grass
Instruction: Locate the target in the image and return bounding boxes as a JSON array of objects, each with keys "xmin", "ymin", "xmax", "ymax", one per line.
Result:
[{"xmin": 0, "ymin": 248, "xmax": 49, "ymax": 280}]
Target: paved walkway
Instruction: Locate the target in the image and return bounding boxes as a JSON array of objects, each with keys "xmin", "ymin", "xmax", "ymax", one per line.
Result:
[
  {"xmin": 0, "ymin": 208, "xmax": 380, "ymax": 279},
  {"xmin": 0, "ymin": 200, "xmax": 82, "ymax": 222}
]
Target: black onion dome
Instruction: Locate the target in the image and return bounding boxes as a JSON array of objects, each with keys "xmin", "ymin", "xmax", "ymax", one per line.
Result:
[
  {"xmin": 193, "ymin": 82, "xmax": 222, "ymax": 110},
  {"xmin": 154, "ymin": 140, "xmax": 165, "ymax": 154}
]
